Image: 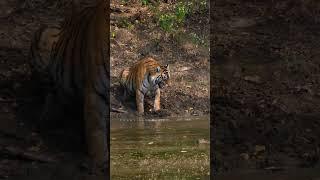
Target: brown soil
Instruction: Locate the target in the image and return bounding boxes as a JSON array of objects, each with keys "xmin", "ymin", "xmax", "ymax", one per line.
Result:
[{"xmin": 212, "ymin": 0, "xmax": 320, "ymax": 177}]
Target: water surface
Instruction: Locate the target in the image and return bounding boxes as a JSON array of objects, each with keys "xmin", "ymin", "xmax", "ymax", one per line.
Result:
[{"xmin": 111, "ymin": 116, "xmax": 210, "ymax": 179}]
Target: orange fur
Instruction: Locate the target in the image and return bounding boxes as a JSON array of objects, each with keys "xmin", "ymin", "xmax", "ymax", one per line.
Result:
[{"xmin": 120, "ymin": 57, "xmax": 170, "ymax": 114}]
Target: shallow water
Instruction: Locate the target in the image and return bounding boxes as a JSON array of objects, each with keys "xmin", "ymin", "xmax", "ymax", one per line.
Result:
[{"xmin": 111, "ymin": 116, "xmax": 210, "ymax": 179}]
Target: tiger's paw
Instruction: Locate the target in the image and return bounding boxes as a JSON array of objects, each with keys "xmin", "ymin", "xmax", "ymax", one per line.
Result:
[
  {"xmin": 135, "ymin": 111, "xmax": 144, "ymax": 117},
  {"xmin": 150, "ymin": 109, "xmax": 170, "ymax": 117}
]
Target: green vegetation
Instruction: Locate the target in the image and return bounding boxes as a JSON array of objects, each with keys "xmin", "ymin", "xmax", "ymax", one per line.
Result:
[
  {"xmin": 111, "ymin": 31, "xmax": 116, "ymax": 39},
  {"xmin": 158, "ymin": 14, "xmax": 176, "ymax": 32},
  {"xmin": 118, "ymin": 18, "xmax": 134, "ymax": 29},
  {"xmin": 141, "ymin": 0, "xmax": 149, "ymax": 6},
  {"xmin": 151, "ymin": 0, "xmax": 208, "ymax": 32},
  {"xmin": 154, "ymin": 0, "xmax": 209, "ymax": 47},
  {"xmin": 114, "ymin": 0, "xmax": 209, "ymax": 47},
  {"xmin": 175, "ymin": 2, "xmax": 189, "ymax": 23},
  {"xmin": 157, "ymin": 2, "xmax": 189, "ymax": 32}
]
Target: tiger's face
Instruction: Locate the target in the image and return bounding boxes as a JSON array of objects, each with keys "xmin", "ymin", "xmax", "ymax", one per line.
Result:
[{"xmin": 150, "ymin": 64, "xmax": 170, "ymax": 89}]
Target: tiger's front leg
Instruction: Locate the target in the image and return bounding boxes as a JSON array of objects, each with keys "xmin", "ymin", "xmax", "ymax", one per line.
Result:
[
  {"xmin": 136, "ymin": 90, "xmax": 144, "ymax": 115},
  {"xmin": 154, "ymin": 88, "xmax": 161, "ymax": 112},
  {"xmin": 84, "ymin": 90, "xmax": 108, "ymax": 175}
]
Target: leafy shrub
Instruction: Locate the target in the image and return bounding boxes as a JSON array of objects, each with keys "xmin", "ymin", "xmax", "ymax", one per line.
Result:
[
  {"xmin": 157, "ymin": 0, "xmax": 208, "ymax": 32},
  {"xmin": 119, "ymin": 18, "xmax": 134, "ymax": 29},
  {"xmin": 158, "ymin": 14, "xmax": 176, "ymax": 32},
  {"xmin": 175, "ymin": 2, "xmax": 189, "ymax": 23}
]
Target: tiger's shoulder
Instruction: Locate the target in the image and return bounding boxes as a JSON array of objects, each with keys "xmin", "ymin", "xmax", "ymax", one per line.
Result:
[
  {"xmin": 129, "ymin": 57, "xmax": 162, "ymax": 77},
  {"xmin": 134, "ymin": 57, "xmax": 161, "ymax": 70}
]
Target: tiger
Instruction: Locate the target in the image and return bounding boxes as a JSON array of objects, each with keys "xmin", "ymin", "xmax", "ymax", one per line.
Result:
[
  {"xmin": 119, "ymin": 57, "xmax": 170, "ymax": 115},
  {"xmin": 28, "ymin": 0, "xmax": 109, "ymax": 175}
]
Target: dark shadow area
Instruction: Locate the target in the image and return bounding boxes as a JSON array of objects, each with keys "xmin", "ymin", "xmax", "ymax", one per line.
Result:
[
  {"xmin": 212, "ymin": 0, "xmax": 320, "ymax": 178},
  {"xmin": 0, "ymin": 1, "xmax": 107, "ymax": 179}
]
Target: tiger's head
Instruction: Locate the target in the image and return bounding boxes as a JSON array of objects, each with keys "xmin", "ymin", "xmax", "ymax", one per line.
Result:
[{"xmin": 150, "ymin": 64, "xmax": 170, "ymax": 89}]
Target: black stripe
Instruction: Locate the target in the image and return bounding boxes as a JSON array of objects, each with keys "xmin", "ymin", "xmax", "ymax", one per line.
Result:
[{"xmin": 142, "ymin": 78, "xmax": 148, "ymax": 88}]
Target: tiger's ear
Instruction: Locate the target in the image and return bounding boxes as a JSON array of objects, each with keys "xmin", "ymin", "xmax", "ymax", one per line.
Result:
[
  {"xmin": 156, "ymin": 66, "xmax": 161, "ymax": 72},
  {"xmin": 165, "ymin": 64, "xmax": 169, "ymax": 71}
]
